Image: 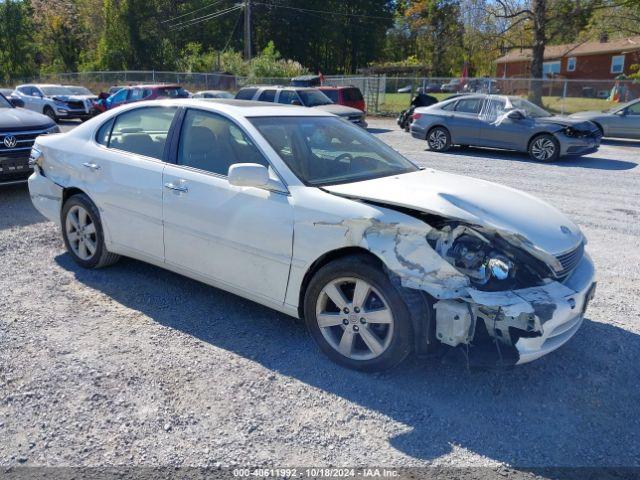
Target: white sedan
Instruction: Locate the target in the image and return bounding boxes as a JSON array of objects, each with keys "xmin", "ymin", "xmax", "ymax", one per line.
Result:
[{"xmin": 28, "ymin": 99, "xmax": 596, "ymax": 370}]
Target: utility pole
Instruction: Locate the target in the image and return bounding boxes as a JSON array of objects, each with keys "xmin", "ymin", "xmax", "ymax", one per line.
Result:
[{"xmin": 244, "ymin": 0, "xmax": 252, "ymax": 61}]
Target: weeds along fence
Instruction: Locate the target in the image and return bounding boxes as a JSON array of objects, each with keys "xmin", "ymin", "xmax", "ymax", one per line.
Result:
[{"xmin": 3, "ymin": 71, "xmax": 639, "ymax": 116}]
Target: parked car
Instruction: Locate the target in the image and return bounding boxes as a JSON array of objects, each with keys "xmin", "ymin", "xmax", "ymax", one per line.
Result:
[
  {"xmin": 440, "ymin": 78, "xmax": 463, "ymax": 93},
  {"xmin": 0, "ymin": 92, "xmax": 58, "ymax": 185},
  {"xmin": 318, "ymin": 86, "xmax": 366, "ymax": 112},
  {"xmin": 463, "ymin": 78, "xmax": 499, "ymax": 94},
  {"xmin": 95, "ymin": 84, "xmax": 189, "ymax": 112},
  {"xmin": 192, "ymin": 90, "xmax": 235, "ymax": 99},
  {"xmin": 0, "ymin": 88, "xmax": 24, "ymax": 108},
  {"xmin": 14, "ymin": 84, "xmax": 95, "ymax": 122},
  {"xmin": 28, "ymin": 99, "xmax": 595, "ymax": 369},
  {"xmin": 411, "ymin": 94, "xmax": 602, "ymax": 161},
  {"xmin": 569, "ymin": 98, "xmax": 640, "ymax": 139},
  {"xmin": 235, "ymin": 86, "xmax": 367, "ymax": 128},
  {"xmin": 290, "ymin": 74, "xmax": 322, "ymax": 87}
]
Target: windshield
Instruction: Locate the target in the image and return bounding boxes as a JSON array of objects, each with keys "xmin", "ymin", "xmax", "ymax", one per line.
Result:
[
  {"xmin": 156, "ymin": 86, "xmax": 189, "ymax": 98},
  {"xmin": 65, "ymin": 86, "xmax": 93, "ymax": 95},
  {"xmin": 508, "ymin": 97, "xmax": 551, "ymax": 118},
  {"xmin": 0, "ymin": 93, "xmax": 12, "ymax": 108},
  {"xmin": 297, "ymin": 89, "xmax": 333, "ymax": 107},
  {"xmin": 249, "ymin": 116, "xmax": 418, "ymax": 186},
  {"xmin": 606, "ymin": 100, "xmax": 636, "ymax": 113},
  {"xmin": 41, "ymin": 86, "xmax": 73, "ymax": 96}
]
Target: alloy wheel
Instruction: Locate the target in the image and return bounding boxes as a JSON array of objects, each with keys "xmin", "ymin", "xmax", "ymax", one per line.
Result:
[
  {"xmin": 531, "ymin": 137, "xmax": 556, "ymax": 161},
  {"xmin": 428, "ymin": 128, "xmax": 448, "ymax": 150},
  {"xmin": 315, "ymin": 277, "xmax": 395, "ymax": 361},
  {"xmin": 65, "ymin": 205, "xmax": 98, "ymax": 261}
]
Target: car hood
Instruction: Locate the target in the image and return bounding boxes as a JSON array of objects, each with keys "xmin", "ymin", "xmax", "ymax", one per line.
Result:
[
  {"xmin": 534, "ymin": 116, "xmax": 594, "ymax": 130},
  {"xmin": 0, "ymin": 107, "xmax": 54, "ymax": 131},
  {"xmin": 323, "ymin": 169, "xmax": 583, "ymax": 257},
  {"xmin": 313, "ymin": 104, "xmax": 363, "ymax": 116},
  {"xmin": 50, "ymin": 94, "xmax": 96, "ymax": 102}
]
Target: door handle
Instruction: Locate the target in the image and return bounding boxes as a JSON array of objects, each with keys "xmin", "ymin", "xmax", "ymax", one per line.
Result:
[
  {"xmin": 164, "ymin": 182, "xmax": 188, "ymax": 193},
  {"xmin": 82, "ymin": 162, "xmax": 101, "ymax": 170}
]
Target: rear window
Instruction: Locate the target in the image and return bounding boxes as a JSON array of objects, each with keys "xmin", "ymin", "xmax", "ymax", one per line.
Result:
[
  {"xmin": 155, "ymin": 87, "xmax": 188, "ymax": 98},
  {"xmin": 321, "ymin": 90, "xmax": 339, "ymax": 102},
  {"xmin": 236, "ymin": 88, "xmax": 257, "ymax": 100},
  {"xmin": 342, "ymin": 88, "xmax": 363, "ymax": 102}
]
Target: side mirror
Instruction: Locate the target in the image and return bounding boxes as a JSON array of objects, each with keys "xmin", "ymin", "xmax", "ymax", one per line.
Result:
[
  {"xmin": 617, "ymin": 109, "xmax": 627, "ymax": 116},
  {"xmin": 228, "ymin": 163, "xmax": 270, "ymax": 188},
  {"xmin": 507, "ymin": 110, "xmax": 524, "ymax": 120},
  {"xmin": 10, "ymin": 98, "xmax": 24, "ymax": 108}
]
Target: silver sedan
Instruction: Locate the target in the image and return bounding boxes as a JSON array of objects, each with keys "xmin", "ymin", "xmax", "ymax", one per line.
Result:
[
  {"xmin": 410, "ymin": 95, "xmax": 602, "ymax": 161},
  {"xmin": 570, "ymin": 99, "xmax": 640, "ymax": 139}
]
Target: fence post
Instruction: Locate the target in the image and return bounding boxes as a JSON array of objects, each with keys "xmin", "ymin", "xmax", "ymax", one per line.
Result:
[{"xmin": 562, "ymin": 80, "xmax": 568, "ymax": 115}]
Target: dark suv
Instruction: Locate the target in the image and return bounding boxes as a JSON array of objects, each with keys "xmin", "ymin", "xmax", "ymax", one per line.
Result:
[
  {"xmin": 235, "ymin": 86, "xmax": 367, "ymax": 128},
  {"xmin": 0, "ymin": 92, "xmax": 58, "ymax": 185}
]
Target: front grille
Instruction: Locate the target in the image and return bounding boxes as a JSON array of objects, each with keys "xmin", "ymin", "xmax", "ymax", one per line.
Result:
[
  {"xmin": 0, "ymin": 128, "xmax": 49, "ymax": 157},
  {"xmin": 554, "ymin": 242, "xmax": 584, "ymax": 279},
  {"xmin": 66, "ymin": 100, "xmax": 85, "ymax": 110}
]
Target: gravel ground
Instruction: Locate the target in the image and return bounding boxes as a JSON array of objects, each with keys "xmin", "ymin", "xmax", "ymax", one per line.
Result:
[{"xmin": 1, "ymin": 118, "xmax": 639, "ymax": 476}]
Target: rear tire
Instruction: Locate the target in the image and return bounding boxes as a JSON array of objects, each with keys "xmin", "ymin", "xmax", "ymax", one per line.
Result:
[
  {"xmin": 528, "ymin": 134, "xmax": 560, "ymax": 162},
  {"xmin": 303, "ymin": 255, "xmax": 414, "ymax": 372},
  {"xmin": 426, "ymin": 126, "xmax": 452, "ymax": 152},
  {"xmin": 61, "ymin": 194, "xmax": 120, "ymax": 269}
]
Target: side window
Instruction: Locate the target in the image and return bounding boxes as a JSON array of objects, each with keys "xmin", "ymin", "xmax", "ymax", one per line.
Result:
[
  {"xmin": 108, "ymin": 107, "xmax": 177, "ymax": 160},
  {"xmin": 96, "ymin": 118, "xmax": 114, "ymax": 146},
  {"xmin": 455, "ymin": 98, "xmax": 482, "ymax": 114},
  {"xmin": 129, "ymin": 89, "xmax": 143, "ymax": 101},
  {"xmin": 258, "ymin": 89, "xmax": 276, "ymax": 102},
  {"xmin": 482, "ymin": 99, "xmax": 507, "ymax": 122},
  {"xmin": 142, "ymin": 89, "xmax": 152, "ymax": 98},
  {"xmin": 440, "ymin": 101, "xmax": 456, "ymax": 111},
  {"xmin": 343, "ymin": 88, "xmax": 363, "ymax": 101},
  {"xmin": 111, "ymin": 89, "xmax": 128, "ymax": 103},
  {"xmin": 277, "ymin": 90, "xmax": 298, "ymax": 105},
  {"xmin": 177, "ymin": 109, "xmax": 269, "ymax": 176},
  {"xmin": 626, "ymin": 102, "xmax": 640, "ymax": 115},
  {"xmin": 235, "ymin": 88, "xmax": 257, "ymax": 100},
  {"xmin": 321, "ymin": 90, "xmax": 339, "ymax": 102}
]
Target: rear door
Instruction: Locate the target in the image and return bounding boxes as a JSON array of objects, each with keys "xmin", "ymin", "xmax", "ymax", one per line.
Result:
[
  {"xmin": 162, "ymin": 108, "xmax": 294, "ymax": 302},
  {"xmin": 85, "ymin": 106, "xmax": 178, "ymax": 260},
  {"xmin": 448, "ymin": 97, "xmax": 483, "ymax": 144}
]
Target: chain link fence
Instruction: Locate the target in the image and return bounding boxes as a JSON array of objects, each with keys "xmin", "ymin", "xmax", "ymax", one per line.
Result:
[{"xmin": 2, "ymin": 71, "xmax": 638, "ymax": 116}]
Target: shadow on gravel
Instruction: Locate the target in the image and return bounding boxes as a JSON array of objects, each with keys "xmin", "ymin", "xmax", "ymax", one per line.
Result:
[
  {"xmin": 0, "ymin": 183, "xmax": 47, "ymax": 229},
  {"xmin": 367, "ymin": 128, "xmax": 393, "ymax": 134},
  {"xmin": 443, "ymin": 147, "xmax": 638, "ymax": 171},
  {"xmin": 601, "ymin": 138, "xmax": 640, "ymax": 148},
  {"xmin": 57, "ymin": 254, "xmax": 640, "ymax": 470}
]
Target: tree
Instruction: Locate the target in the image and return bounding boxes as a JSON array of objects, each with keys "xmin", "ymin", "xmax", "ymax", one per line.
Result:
[{"xmin": 0, "ymin": 0, "xmax": 37, "ymax": 82}]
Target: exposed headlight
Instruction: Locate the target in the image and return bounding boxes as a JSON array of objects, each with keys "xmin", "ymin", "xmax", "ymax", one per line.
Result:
[{"xmin": 45, "ymin": 125, "xmax": 60, "ymax": 134}]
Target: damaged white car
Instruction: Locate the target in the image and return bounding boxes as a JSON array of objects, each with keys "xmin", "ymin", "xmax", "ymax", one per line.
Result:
[{"xmin": 28, "ymin": 99, "xmax": 596, "ymax": 371}]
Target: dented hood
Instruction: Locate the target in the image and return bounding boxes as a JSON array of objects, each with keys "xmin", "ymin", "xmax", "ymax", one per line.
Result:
[{"xmin": 323, "ymin": 169, "xmax": 583, "ymax": 256}]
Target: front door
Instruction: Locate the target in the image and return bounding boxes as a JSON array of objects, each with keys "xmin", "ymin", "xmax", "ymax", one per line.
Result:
[
  {"xmin": 162, "ymin": 108, "xmax": 294, "ymax": 303},
  {"xmin": 448, "ymin": 97, "xmax": 483, "ymax": 145}
]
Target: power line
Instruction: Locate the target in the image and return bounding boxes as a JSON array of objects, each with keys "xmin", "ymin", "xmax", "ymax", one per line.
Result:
[
  {"xmin": 252, "ymin": 1, "xmax": 393, "ymax": 22},
  {"xmin": 169, "ymin": 5, "xmax": 243, "ymax": 31},
  {"xmin": 161, "ymin": 0, "xmax": 230, "ymax": 25},
  {"xmin": 222, "ymin": 8, "xmax": 243, "ymax": 51}
]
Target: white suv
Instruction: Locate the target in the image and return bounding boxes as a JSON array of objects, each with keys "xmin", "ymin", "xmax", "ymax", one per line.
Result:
[{"xmin": 14, "ymin": 84, "xmax": 95, "ymax": 122}]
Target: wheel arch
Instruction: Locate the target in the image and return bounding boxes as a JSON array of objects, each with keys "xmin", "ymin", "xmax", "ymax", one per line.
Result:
[
  {"xmin": 297, "ymin": 246, "xmax": 435, "ymax": 356},
  {"xmin": 527, "ymin": 131, "xmax": 557, "ymax": 151}
]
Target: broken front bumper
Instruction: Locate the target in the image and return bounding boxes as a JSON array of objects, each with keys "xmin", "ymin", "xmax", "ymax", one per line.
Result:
[{"xmin": 466, "ymin": 253, "xmax": 596, "ymax": 364}]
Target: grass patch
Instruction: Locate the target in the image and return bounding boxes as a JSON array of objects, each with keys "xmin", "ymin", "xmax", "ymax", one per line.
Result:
[{"xmin": 375, "ymin": 92, "xmax": 618, "ymax": 116}]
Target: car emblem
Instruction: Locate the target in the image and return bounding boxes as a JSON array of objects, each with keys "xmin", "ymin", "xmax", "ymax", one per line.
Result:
[
  {"xmin": 3, "ymin": 135, "xmax": 17, "ymax": 148},
  {"xmin": 560, "ymin": 225, "xmax": 572, "ymax": 235}
]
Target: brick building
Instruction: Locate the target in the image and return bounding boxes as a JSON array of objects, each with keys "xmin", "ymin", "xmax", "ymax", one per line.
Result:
[{"xmin": 495, "ymin": 35, "xmax": 640, "ymax": 80}]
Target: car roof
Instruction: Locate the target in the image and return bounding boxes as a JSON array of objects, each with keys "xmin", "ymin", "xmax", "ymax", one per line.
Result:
[
  {"xmin": 241, "ymin": 85, "xmax": 320, "ymax": 91},
  {"xmin": 119, "ymin": 98, "xmax": 334, "ymax": 118}
]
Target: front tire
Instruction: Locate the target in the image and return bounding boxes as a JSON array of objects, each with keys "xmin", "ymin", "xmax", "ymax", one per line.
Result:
[
  {"xmin": 529, "ymin": 134, "xmax": 560, "ymax": 162},
  {"xmin": 303, "ymin": 256, "xmax": 414, "ymax": 371},
  {"xmin": 61, "ymin": 194, "xmax": 120, "ymax": 269},
  {"xmin": 426, "ymin": 126, "xmax": 452, "ymax": 152},
  {"xmin": 43, "ymin": 106, "xmax": 58, "ymax": 123}
]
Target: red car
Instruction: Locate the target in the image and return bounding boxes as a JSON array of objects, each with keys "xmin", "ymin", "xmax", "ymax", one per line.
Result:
[
  {"xmin": 318, "ymin": 86, "xmax": 366, "ymax": 112},
  {"xmin": 95, "ymin": 84, "xmax": 189, "ymax": 112}
]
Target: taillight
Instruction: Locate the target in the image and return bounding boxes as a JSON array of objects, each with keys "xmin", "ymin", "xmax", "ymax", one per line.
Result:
[{"xmin": 412, "ymin": 113, "xmax": 423, "ymax": 121}]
